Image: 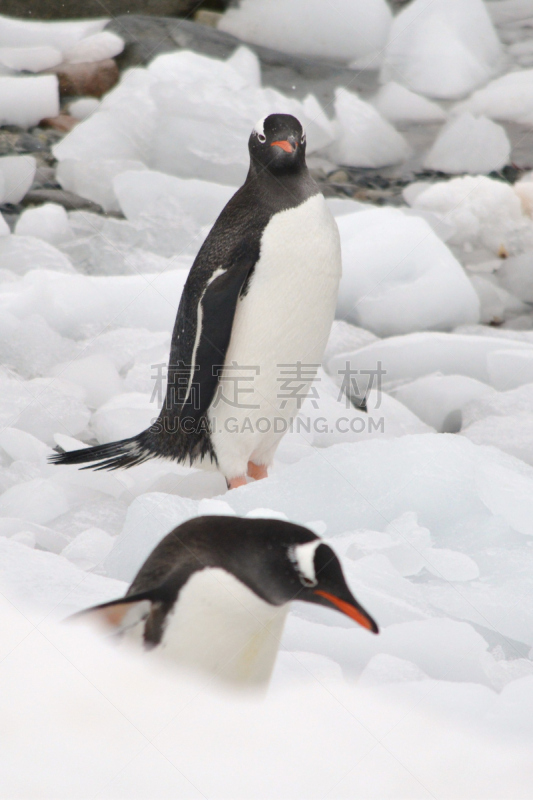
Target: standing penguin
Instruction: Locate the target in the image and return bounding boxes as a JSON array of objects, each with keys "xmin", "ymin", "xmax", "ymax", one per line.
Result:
[
  {"xmin": 50, "ymin": 114, "xmax": 342, "ymax": 488},
  {"xmin": 75, "ymin": 516, "xmax": 378, "ymax": 687}
]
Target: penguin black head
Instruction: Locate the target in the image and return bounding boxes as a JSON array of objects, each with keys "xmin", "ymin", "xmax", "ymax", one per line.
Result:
[
  {"xmin": 76, "ymin": 516, "xmax": 378, "ymax": 638},
  {"xmin": 249, "ymin": 113, "xmax": 306, "ymax": 174},
  {"xmin": 247, "ymin": 527, "xmax": 379, "ymax": 634}
]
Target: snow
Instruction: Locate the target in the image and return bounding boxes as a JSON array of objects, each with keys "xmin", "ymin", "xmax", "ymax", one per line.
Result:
[
  {"xmin": 0, "ymin": 74, "xmax": 58, "ymax": 127},
  {"xmin": 327, "ymin": 88, "xmax": 410, "ymax": 169},
  {"xmin": 372, "ymin": 81, "xmax": 447, "ymax": 124},
  {"xmin": 3, "ymin": 10, "xmax": 533, "ymax": 795},
  {"xmin": 219, "ymin": 0, "xmax": 392, "ymax": 66},
  {"xmin": 335, "ymin": 208, "xmax": 480, "ymax": 335},
  {"xmin": 381, "ymin": 0, "xmax": 503, "ymax": 99},
  {"xmin": 423, "ymin": 113, "xmax": 511, "ymax": 174}
]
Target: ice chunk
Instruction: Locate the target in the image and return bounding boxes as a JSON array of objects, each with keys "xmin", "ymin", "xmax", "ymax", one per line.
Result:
[
  {"xmin": 219, "ymin": 0, "xmax": 392, "ymax": 65},
  {"xmin": 53, "ymin": 49, "xmax": 333, "ymax": 186},
  {"xmin": 476, "ymin": 460, "xmax": 533, "ymax": 537},
  {"xmin": 56, "ymin": 159, "xmax": 148, "ymax": 213},
  {"xmin": 372, "ymin": 82, "xmax": 447, "ymax": 123},
  {"xmin": 4, "ymin": 269, "xmax": 188, "ymax": 338},
  {"xmin": 381, "ymin": 0, "xmax": 502, "ymax": 99},
  {"xmin": 336, "ymin": 208, "xmax": 479, "ymax": 335},
  {"xmin": 91, "ymin": 393, "xmax": 156, "ymax": 443},
  {"xmin": 113, "ymin": 170, "xmax": 234, "ymax": 227},
  {"xmin": 498, "ymin": 252, "xmax": 533, "ymax": 302},
  {"xmin": 323, "ymin": 320, "xmax": 378, "ymax": 367},
  {"xmin": 358, "ymin": 653, "xmax": 428, "ymax": 686},
  {"xmin": 0, "ymin": 427, "xmax": 52, "ymax": 462},
  {"xmin": 63, "ymin": 31, "xmax": 124, "ymax": 64},
  {"xmin": 463, "ymin": 383, "xmax": 533, "ymax": 427},
  {"xmin": 10, "ymin": 531, "xmax": 35, "ymax": 548},
  {"xmin": 0, "ymin": 371, "xmax": 91, "ymax": 444},
  {"xmin": 424, "ymin": 547, "xmax": 480, "ymax": 581},
  {"xmin": 392, "ymin": 374, "xmax": 496, "ymax": 433},
  {"xmin": 423, "ymin": 114, "xmax": 510, "ymax": 174},
  {"xmin": 328, "ymin": 333, "xmax": 533, "ymax": 390},
  {"xmin": 0, "ymin": 235, "xmax": 73, "ymax": 275},
  {"xmin": 226, "ymin": 45, "xmax": 261, "ymax": 88},
  {"xmin": 469, "ymin": 274, "xmax": 527, "ymax": 325},
  {"xmin": 328, "ymin": 88, "xmax": 410, "ymax": 168},
  {"xmin": 0, "ymin": 518, "xmax": 68, "ymax": 554},
  {"xmin": 49, "ymin": 355, "xmax": 122, "ymax": 409},
  {"xmin": 61, "ymin": 528, "xmax": 115, "ymax": 570},
  {"xmin": 79, "ymin": 327, "xmax": 169, "ymax": 372},
  {"xmin": 68, "ymin": 97, "xmax": 100, "ymax": 120},
  {"xmin": 0, "ymin": 45, "xmax": 62, "ymax": 73},
  {"xmin": 0, "ymin": 75, "xmax": 58, "ymax": 128},
  {"xmin": 294, "ymin": 377, "xmax": 431, "ymax": 451},
  {"xmin": 0, "ymin": 313, "xmax": 77, "ymax": 379},
  {"xmin": 0, "ymin": 15, "xmax": 107, "ymax": 51},
  {"xmin": 463, "ymin": 414, "xmax": 533, "ymax": 466},
  {"xmin": 0, "ymin": 478, "xmax": 69, "ymax": 525},
  {"xmin": 0, "ymin": 155, "xmax": 36, "ymax": 204},
  {"xmin": 104, "ymin": 492, "xmax": 198, "ymax": 581},
  {"xmin": 457, "ymin": 69, "xmax": 533, "ymax": 126},
  {"xmin": 14, "ymin": 204, "xmax": 72, "ymax": 246},
  {"xmin": 412, "ymin": 176, "xmax": 533, "ymax": 254},
  {"xmin": 486, "ymin": 349, "xmax": 533, "ymax": 390}
]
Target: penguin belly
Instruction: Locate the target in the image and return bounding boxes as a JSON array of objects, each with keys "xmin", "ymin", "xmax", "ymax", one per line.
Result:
[
  {"xmin": 208, "ymin": 194, "xmax": 341, "ymax": 479},
  {"xmin": 136, "ymin": 568, "xmax": 288, "ymax": 687}
]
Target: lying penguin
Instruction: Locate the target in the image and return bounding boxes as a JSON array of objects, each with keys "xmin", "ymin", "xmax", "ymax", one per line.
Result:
[
  {"xmin": 77, "ymin": 516, "xmax": 378, "ymax": 687},
  {"xmin": 50, "ymin": 113, "xmax": 342, "ymax": 489}
]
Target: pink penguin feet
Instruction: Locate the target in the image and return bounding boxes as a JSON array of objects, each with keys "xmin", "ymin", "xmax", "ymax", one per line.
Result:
[
  {"xmin": 226, "ymin": 462, "xmax": 269, "ymax": 490},
  {"xmin": 247, "ymin": 461, "xmax": 268, "ymax": 481}
]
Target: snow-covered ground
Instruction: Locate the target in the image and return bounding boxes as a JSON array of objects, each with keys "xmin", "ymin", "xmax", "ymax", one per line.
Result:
[{"xmin": 3, "ymin": 1, "xmax": 533, "ymax": 797}]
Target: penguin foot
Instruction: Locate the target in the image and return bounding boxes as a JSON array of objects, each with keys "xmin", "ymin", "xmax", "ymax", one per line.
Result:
[
  {"xmin": 227, "ymin": 476, "xmax": 247, "ymax": 490},
  {"xmin": 247, "ymin": 462, "xmax": 268, "ymax": 481}
]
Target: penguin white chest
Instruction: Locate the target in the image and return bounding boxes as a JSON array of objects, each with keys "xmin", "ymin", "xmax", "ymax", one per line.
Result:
[
  {"xmin": 148, "ymin": 568, "xmax": 288, "ymax": 686},
  {"xmin": 209, "ymin": 193, "xmax": 341, "ymax": 477}
]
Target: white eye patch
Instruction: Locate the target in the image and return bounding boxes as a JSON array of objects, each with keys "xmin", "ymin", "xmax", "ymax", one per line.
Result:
[
  {"xmin": 253, "ymin": 116, "xmax": 266, "ymax": 138},
  {"xmin": 289, "ymin": 540, "xmax": 321, "ymax": 587}
]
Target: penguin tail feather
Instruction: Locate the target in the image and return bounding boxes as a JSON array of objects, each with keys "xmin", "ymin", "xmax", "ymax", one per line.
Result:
[{"xmin": 48, "ymin": 433, "xmax": 154, "ymax": 472}]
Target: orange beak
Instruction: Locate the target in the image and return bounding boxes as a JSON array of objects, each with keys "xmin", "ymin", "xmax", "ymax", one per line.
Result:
[
  {"xmin": 314, "ymin": 589, "xmax": 379, "ymax": 633},
  {"xmin": 270, "ymin": 140, "xmax": 296, "ymax": 153}
]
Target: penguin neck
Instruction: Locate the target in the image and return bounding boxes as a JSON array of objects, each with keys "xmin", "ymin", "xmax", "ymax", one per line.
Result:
[
  {"xmin": 151, "ymin": 568, "xmax": 289, "ymax": 688},
  {"xmin": 245, "ymin": 160, "xmax": 318, "ymax": 208}
]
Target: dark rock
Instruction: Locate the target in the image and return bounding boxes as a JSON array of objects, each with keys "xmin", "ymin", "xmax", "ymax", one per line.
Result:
[
  {"xmin": 22, "ymin": 188, "xmax": 105, "ymax": 214},
  {"xmin": 40, "ymin": 115, "xmax": 79, "ymax": 133},
  {"xmin": 46, "ymin": 59, "xmax": 119, "ymax": 98},
  {"xmin": 106, "ymin": 15, "xmax": 376, "ymax": 107},
  {"xmin": 0, "ymin": 0, "xmax": 204, "ymax": 20}
]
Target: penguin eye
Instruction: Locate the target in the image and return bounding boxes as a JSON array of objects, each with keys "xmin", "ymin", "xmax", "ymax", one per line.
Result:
[
  {"xmin": 300, "ymin": 575, "xmax": 316, "ymax": 587},
  {"xmin": 257, "ymin": 133, "xmax": 266, "ymax": 143}
]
